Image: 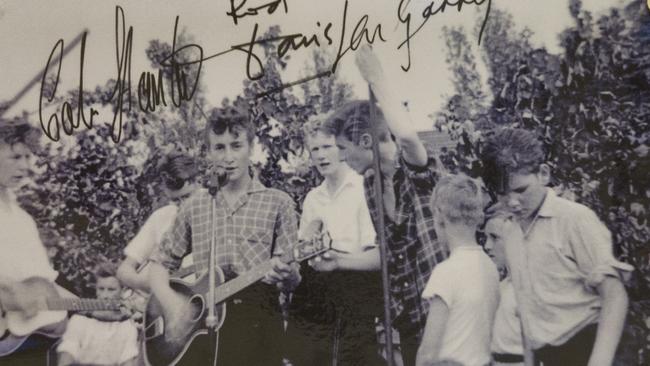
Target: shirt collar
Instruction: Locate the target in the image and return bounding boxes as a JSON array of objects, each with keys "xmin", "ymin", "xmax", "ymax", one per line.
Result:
[
  {"xmin": 315, "ymin": 165, "xmax": 359, "ymax": 199},
  {"xmin": 246, "ymin": 176, "xmax": 267, "ymax": 194},
  {"xmin": 537, "ymin": 188, "xmax": 559, "ymax": 218}
]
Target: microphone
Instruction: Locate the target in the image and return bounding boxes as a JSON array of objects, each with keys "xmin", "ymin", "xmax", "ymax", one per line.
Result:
[{"xmin": 204, "ymin": 165, "xmax": 228, "ymax": 197}]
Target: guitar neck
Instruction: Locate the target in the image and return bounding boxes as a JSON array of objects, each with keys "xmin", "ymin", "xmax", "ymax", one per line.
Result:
[
  {"xmin": 42, "ymin": 298, "xmax": 122, "ymax": 312},
  {"xmin": 213, "ymin": 261, "xmax": 274, "ymax": 305}
]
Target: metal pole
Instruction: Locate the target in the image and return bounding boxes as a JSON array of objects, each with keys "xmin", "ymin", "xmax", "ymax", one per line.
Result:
[
  {"xmin": 0, "ymin": 30, "xmax": 88, "ymax": 118},
  {"xmin": 369, "ymin": 87, "xmax": 394, "ymax": 366}
]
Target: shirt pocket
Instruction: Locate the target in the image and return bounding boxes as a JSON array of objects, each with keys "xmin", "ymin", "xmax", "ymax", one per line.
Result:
[{"xmin": 239, "ymin": 228, "xmax": 274, "ymax": 265}]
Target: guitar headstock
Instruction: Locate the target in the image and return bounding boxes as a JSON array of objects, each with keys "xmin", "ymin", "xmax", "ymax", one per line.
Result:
[{"xmin": 292, "ymin": 230, "xmax": 332, "ymax": 263}]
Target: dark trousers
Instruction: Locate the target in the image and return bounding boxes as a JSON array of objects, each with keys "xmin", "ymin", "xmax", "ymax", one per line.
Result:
[
  {"xmin": 534, "ymin": 323, "xmax": 598, "ymax": 366},
  {"xmin": 286, "ymin": 267, "xmax": 385, "ymax": 366},
  {"xmin": 394, "ymin": 317, "xmax": 422, "ymax": 366},
  {"xmin": 0, "ymin": 334, "xmax": 57, "ymax": 366},
  {"xmin": 177, "ymin": 282, "xmax": 284, "ymax": 366}
]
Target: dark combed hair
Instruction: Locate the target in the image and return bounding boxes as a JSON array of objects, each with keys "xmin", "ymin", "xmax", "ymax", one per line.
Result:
[
  {"xmin": 323, "ymin": 100, "xmax": 391, "ymax": 144},
  {"xmin": 0, "ymin": 122, "xmax": 40, "ymax": 150},
  {"xmin": 205, "ymin": 106, "xmax": 255, "ymax": 143},
  {"xmin": 480, "ymin": 128, "xmax": 546, "ymax": 194},
  {"xmin": 95, "ymin": 262, "xmax": 118, "ymax": 279},
  {"xmin": 160, "ymin": 152, "xmax": 199, "ymax": 190}
]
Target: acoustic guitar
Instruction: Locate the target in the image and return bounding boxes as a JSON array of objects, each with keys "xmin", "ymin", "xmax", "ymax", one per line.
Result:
[
  {"xmin": 143, "ymin": 233, "xmax": 331, "ymax": 366},
  {"xmin": 0, "ymin": 276, "xmax": 123, "ymax": 357}
]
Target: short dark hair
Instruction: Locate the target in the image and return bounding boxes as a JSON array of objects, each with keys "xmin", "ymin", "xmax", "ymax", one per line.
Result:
[
  {"xmin": 0, "ymin": 122, "xmax": 40, "ymax": 150},
  {"xmin": 205, "ymin": 106, "xmax": 255, "ymax": 144},
  {"xmin": 480, "ymin": 128, "xmax": 545, "ymax": 194},
  {"xmin": 323, "ymin": 100, "xmax": 391, "ymax": 144},
  {"xmin": 160, "ymin": 153, "xmax": 198, "ymax": 190},
  {"xmin": 95, "ymin": 262, "xmax": 118, "ymax": 280}
]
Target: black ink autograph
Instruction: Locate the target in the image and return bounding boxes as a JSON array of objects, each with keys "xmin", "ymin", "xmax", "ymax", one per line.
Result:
[
  {"xmin": 37, "ymin": 1, "xmax": 491, "ymax": 143},
  {"xmin": 39, "ymin": 6, "xmax": 204, "ymax": 143},
  {"xmin": 397, "ymin": 0, "xmax": 492, "ymax": 71}
]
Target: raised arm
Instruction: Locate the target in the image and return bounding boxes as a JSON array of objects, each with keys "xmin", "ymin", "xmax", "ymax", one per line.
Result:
[{"xmin": 355, "ymin": 45, "xmax": 429, "ymax": 167}]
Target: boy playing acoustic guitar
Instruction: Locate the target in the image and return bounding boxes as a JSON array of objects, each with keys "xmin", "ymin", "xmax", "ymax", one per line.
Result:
[
  {"xmin": 148, "ymin": 106, "xmax": 301, "ymax": 366},
  {"xmin": 0, "ymin": 122, "xmax": 69, "ymax": 365}
]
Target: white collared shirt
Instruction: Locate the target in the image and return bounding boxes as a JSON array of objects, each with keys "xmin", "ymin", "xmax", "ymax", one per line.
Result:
[
  {"xmin": 299, "ymin": 166, "xmax": 376, "ymax": 253},
  {"xmin": 504, "ymin": 189, "xmax": 633, "ymax": 349},
  {"xmin": 0, "ymin": 192, "xmax": 58, "ymax": 283}
]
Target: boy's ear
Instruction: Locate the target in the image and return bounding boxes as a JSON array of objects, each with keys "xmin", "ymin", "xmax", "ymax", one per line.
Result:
[
  {"xmin": 360, "ymin": 133, "xmax": 373, "ymax": 149},
  {"xmin": 538, "ymin": 164, "xmax": 551, "ymax": 185}
]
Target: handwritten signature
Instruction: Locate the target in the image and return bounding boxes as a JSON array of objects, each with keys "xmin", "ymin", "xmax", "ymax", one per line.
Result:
[{"xmin": 37, "ymin": 0, "xmax": 491, "ymax": 143}]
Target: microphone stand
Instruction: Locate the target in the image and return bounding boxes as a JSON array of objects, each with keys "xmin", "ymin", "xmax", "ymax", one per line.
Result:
[
  {"xmin": 369, "ymin": 87, "xmax": 394, "ymax": 366},
  {"xmin": 204, "ymin": 171, "xmax": 227, "ymax": 363}
]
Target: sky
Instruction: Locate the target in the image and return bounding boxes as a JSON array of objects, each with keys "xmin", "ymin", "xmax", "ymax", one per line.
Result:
[{"xmin": 0, "ymin": 0, "xmax": 625, "ymax": 132}]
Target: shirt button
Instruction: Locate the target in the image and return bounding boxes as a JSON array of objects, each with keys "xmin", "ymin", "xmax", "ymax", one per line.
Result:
[
  {"xmin": 398, "ymin": 254, "xmax": 404, "ymax": 260},
  {"xmin": 403, "ymin": 282, "xmax": 409, "ymax": 288}
]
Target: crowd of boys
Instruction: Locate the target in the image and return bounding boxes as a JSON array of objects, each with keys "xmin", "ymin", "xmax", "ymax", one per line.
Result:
[{"xmin": 0, "ymin": 45, "xmax": 632, "ymax": 366}]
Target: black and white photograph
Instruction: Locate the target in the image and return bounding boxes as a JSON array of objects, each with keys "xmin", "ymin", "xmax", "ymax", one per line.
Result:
[{"xmin": 0, "ymin": 0, "xmax": 648, "ymax": 365}]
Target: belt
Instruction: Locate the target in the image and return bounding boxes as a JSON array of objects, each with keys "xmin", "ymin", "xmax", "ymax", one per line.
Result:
[{"xmin": 492, "ymin": 353, "xmax": 524, "ymax": 363}]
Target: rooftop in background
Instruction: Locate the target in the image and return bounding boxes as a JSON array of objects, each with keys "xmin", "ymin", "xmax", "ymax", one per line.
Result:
[{"xmin": 417, "ymin": 130, "xmax": 455, "ymax": 155}]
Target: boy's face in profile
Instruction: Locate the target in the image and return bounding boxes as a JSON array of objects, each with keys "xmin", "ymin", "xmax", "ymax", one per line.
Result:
[
  {"xmin": 207, "ymin": 128, "xmax": 252, "ymax": 184},
  {"xmin": 497, "ymin": 167, "xmax": 549, "ymax": 222},
  {"xmin": 484, "ymin": 217, "xmax": 508, "ymax": 275},
  {"xmin": 96, "ymin": 276, "xmax": 122, "ymax": 300},
  {"xmin": 307, "ymin": 131, "xmax": 342, "ymax": 177},
  {"xmin": 0, "ymin": 142, "xmax": 31, "ymax": 190},
  {"xmin": 335, "ymin": 134, "xmax": 373, "ymax": 175}
]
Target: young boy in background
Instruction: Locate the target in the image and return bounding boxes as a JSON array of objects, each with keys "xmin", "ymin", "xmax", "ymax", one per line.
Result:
[
  {"xmin": 479, "ymin": 127, "xmax": 632, "ymax": 366},
  {"xmin": 58, "ymin": 262, "xmax": 138, "ymax": 366},
  {"xmin": 484, "ymin": 210, "xmax": 525, "ymax": 366},
  {"xmin": 416, "ymin": 175, "xmax": 499, "ymax": 366}
]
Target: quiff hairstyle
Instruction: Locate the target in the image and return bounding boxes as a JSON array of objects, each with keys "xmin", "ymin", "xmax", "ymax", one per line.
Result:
[
  {"xmin": 431, "ymin": 174, "xmax": 487, "ymax": 228},
  {"xmin": 159, "ymin": 152, "xmax": 198, "ymax": 191},
  {"xmin": 480, "ymin": 127, "xmax": 545, "ymax": 194},
  {"xmin": 205, "ymin": 106, "xmax": 255, "ymax": 144},
  {"xmin": 322, "ymin": 100, "xmax": 391, "ymax": 145}
]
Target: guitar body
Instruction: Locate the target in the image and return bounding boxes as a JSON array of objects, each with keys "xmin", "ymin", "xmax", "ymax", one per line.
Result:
[
  {"xmin": 143, "ymin": 267, "xmax": 226, "ymax": 366},
  {"xmin": 0, "ymin": 277, "xmax": 69, "ymax": 357}
]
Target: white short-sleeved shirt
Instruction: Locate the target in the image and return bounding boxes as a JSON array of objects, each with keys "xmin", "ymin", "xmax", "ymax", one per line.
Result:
[
  {"xmin": 422, "ymin": 246, "xmax": 500, "ymax": 366},
  {"xmin": 124, "ymin": 204, "xmax": 193, "ymax": 269},
  {"xmin": 57, "ymin": 314, "xmax": 138, "ymax": 365},
  {"xmin": 0, "ymin": 192, "xmax": 58, "ymax": 283},
  {"xmin": 124, "ymin": 205, "xmax": 178, "ymax": 263},
  {"xmin": 491, "ymin": 278, "xmax": 524, "ymax": 356},
  {"xmin": 299, "ymin": 166, "xmax": 375, "ymax": 253},
  {"xmin": 504, "ymin": 189, "xmax": 633, "ymax": 349}
]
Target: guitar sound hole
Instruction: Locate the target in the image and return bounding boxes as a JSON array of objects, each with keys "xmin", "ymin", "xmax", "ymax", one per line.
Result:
[{"xmin": 188, "ymin": 295, "xmax": 205, "ymax": 322}]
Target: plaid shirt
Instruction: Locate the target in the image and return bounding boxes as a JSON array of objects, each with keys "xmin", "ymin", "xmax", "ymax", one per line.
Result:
[
  {"xmin": 364, "ymin": 156, "xmax": 448, "ymax": 332},
  {"xmin": 150, "ymin": 178, "xmax": 298, "ymax": 279}
]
